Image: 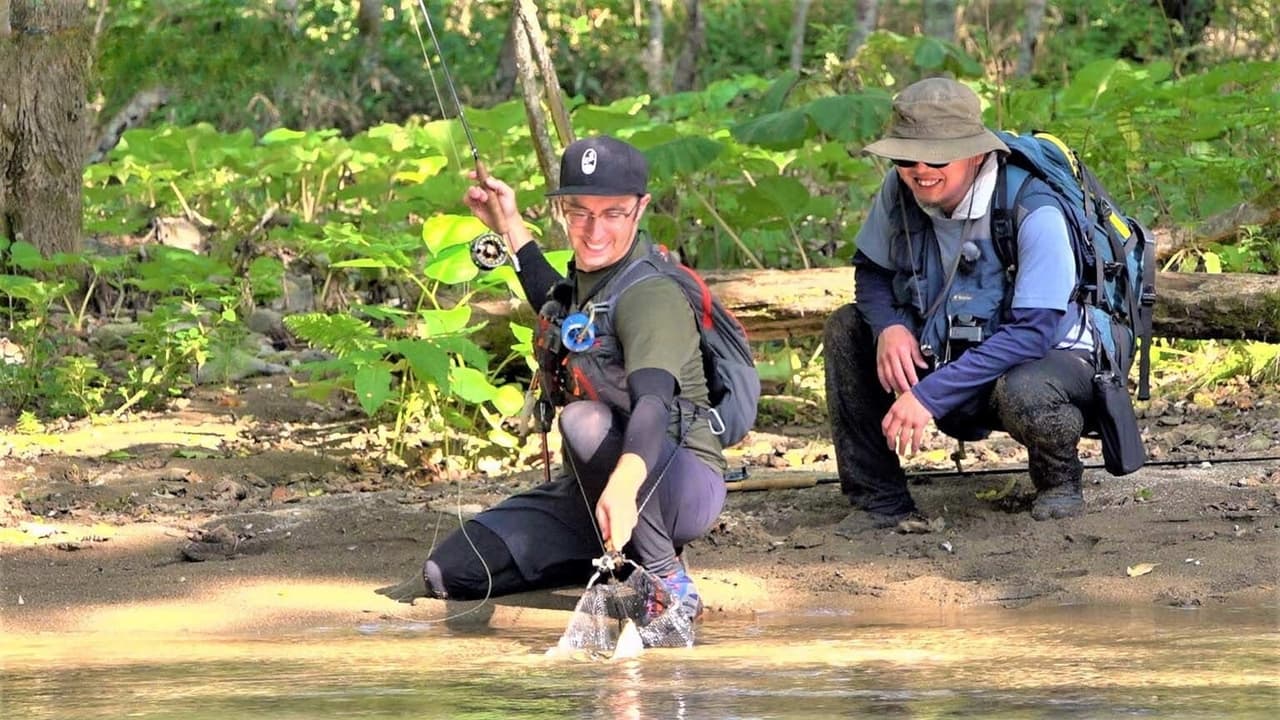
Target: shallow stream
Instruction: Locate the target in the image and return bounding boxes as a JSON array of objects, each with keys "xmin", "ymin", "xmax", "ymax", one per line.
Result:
[{"xmin": 4, "ymin": 603, "xmax": 1276, "ymax": 719}]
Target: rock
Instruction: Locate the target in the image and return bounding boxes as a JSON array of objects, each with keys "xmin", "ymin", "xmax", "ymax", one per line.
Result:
[
  {"xmin": 246, "ymin": 308, "xmax": 288, "ymax": 341},
  {"xmin": 270, "ymin": 273, "xmax": 315, "ymax": 313}
]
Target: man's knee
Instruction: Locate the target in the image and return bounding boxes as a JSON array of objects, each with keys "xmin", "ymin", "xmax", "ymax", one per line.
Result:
[
  {"xmin": 427, "ymin": 521, "xmax": 518, "ymax": 600},
  {"xmin": 994, "ymin": 370, "xmax": 1082, "ymax": 444},
  {"xmin": 558, "ymin": 400, "xmax": 613, "ymax": 456},
  {"xmin": 823, "ymin": 303, "xmax": 866, "ymax": 348}
]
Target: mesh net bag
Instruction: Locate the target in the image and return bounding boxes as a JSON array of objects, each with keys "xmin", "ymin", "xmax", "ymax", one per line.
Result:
[{"xmin": 552, "ymin": 557, "xmax": 696, "ymax": 657}]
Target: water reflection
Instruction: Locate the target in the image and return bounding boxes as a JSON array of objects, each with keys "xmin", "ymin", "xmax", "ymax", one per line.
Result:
[{"xmin": 4, "ymin": 604, "xmax": 1277, "ymax": 719}]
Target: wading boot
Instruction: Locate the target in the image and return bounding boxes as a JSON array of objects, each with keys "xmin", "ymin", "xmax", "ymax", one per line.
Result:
[
  {"xmin": 646, "ymin": 560, "xmax": 703, "ymax": 622},
  {"xmin": 1031, "ymin": 480, "xmax": 1084, "ymax": 520}
]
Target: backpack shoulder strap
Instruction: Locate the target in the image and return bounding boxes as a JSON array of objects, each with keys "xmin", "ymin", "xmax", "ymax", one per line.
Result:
[{"xmin": 991, "ymin": 158, "xmax": 1032, "ymax": 274}]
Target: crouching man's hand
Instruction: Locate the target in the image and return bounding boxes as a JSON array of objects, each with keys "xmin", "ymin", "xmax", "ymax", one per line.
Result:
[
  {"xmin": 882, "ymin": 390, "xmax": 934, "ymax": 456},
  {"xmin": 596, "ymin": 453, "xmax": 647, "ymax": 553}
]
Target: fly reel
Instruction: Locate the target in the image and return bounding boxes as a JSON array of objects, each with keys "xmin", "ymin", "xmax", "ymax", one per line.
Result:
[{"xmin": 469, "ymin": 231, "xmax": 509, "ymax": 270}]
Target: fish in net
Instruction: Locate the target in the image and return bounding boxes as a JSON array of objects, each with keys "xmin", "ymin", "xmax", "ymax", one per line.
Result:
[{"xmin": 549, "ymin": 553, "xmax": 696, "ymax": 659}]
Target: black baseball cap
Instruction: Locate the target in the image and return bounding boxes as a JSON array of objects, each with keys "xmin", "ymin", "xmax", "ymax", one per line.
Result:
[{"xmin": 546, "ymin": 136, "xmax": 648, "ymax": 197}]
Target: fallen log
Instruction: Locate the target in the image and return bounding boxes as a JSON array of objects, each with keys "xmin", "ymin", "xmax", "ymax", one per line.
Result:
[
  {"xmin": 472, "ymin": 269, "xmax": 1280, "ymax": 347},
  {"xmin": 1153, "ymin": 182, "xmax": 1280, "ymax": 263}
]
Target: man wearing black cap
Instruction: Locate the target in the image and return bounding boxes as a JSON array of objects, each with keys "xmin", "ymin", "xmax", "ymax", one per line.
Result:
[
  {"xmin": 378, "ymin": 136, "xmax": 726, "ymax": 633},
  {"xmin": 825, "ymin": 77, "xmax": 1100, "ymax": 533}
]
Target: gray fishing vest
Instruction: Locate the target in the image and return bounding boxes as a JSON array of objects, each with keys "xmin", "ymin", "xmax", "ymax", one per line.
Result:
[{"xmin": 885, "ymin": 177, "xmax": 1011, "ymax": 364}]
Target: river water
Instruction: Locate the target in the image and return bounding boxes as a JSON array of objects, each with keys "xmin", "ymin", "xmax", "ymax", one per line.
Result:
[{"xmin": 4, "ymin": 603, "xmax": 1276, "ymax": 719}]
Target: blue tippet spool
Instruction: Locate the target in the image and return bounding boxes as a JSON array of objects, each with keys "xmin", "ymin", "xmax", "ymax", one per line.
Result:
[{"xmin": 561, "ymin": 312, "xmax": 595, "ymax": 352}]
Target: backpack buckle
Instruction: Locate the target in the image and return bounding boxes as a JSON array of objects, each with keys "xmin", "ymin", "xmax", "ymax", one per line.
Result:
[
  {"xmin": 706, "ymin": 408, "xmax": 727, "ymax": 436},
  {"xmin": 1141, "ymin": 284, "xmax": 1156, "ymax": 306}
]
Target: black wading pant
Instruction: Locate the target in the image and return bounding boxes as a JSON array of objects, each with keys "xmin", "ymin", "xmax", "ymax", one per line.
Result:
[
  {"xmin": 824, "ymin": 304, "xmax": 1096, "ymax": 515},
  {"xmin": 428, "ymin": 400, "xmax": 725, "ymax": 600}
]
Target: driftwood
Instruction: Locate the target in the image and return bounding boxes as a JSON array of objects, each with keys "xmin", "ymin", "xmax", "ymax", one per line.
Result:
[{"xmin": 471, "ymin": 269, "xmax": 1280, "ymax": 350}]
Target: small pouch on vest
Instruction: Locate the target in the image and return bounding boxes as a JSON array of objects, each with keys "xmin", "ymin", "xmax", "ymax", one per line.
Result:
[{"xmin": 1093, "ymin": 371, "xmax": 1145, "ymax": 476}]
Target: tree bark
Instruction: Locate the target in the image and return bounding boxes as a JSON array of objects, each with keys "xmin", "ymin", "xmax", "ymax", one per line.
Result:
[
  {"xmin": 357, "ymin": 0, "xmax": 381, "ymax": 42},
  {"xmin": 470, "ymin": 269, "xmax": 1280, "ymax": 350},
  {"xmin": 922, "ymin": 0, "xmax": 956, "ymax": 42},
  {"xmin": 844, "ymin": 0, "xmax": 879, "ymax": 60},
  {"xmin": 516, "ymin": 0, "xmax": 573, "ymax": 148},
  {"xmin": 0, "ymin": 0, "xmax": 91, "ymax": 257},
  {"xmin": 495, "ymin": 11, "xmax": 518, "ymax": 100},
  {"xmin": 788, "ymin": 0, "xmax": 813, "ymax": 72},
  {"xmin": 1016, "ymin": 0, "xmax": 1048, "ymax": 77},
  {"xmin": 672, "ymin": 0, "xmax": 705, "ymax": 92},
  {"xmin": 643, "ymin": 0, "xmax": 666, "ymax": 95},
  {"xmin": 511, "ymin": 1, "xmax": 558, "ymax": 193}
]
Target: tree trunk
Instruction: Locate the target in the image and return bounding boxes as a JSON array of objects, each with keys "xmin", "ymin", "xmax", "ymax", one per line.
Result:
[
  {"xmin": 0, "ymin": 0, "xmax": 90, "ymax": 258},
  {"xmin": 275, "ymin": 0, "xmax": 299, "ymax": 35},
  {"xmin": 516, "ymin": 0, "xmax": 573, "ymax": 148},
  {"xmin": 788, "ymin": 0, "xmax": 813, "ymax": 72},
  {"xmin": 511, "ymin": 1, "xmax": 558, "ymax": 194},
  {"xmin": 357, "ymin": 0, "xmax": 381, "ymax": 41},
  {"xmin": 672, "ymin": 0, "xmax": 705, "ymax": 92},
  {"xmin": 643, "ymin": 0, "xmax": 666, "ymax": 95},
  {"xmin": 495, "ymin": 11, "xmax": 518, "ymax": 100},
  {"xmin": 469, "ymin": 270, "xmax": 1280, "ymax": 353},
  {"xmin": 1016, "ymin": 0, "xmax": 1048, "ymax": 77},
  {"xmin": 922, "ymin": 0, "xmax": 956, "ymax": 42},
  {"xmin": 844, "ymin": 0, "xmax": 879, "ymax": 59}
]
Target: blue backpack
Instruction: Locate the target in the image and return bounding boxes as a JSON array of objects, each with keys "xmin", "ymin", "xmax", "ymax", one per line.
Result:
[{"xmin": 992, "ymin": 131, "xmax": 1157, "ymax": 400}]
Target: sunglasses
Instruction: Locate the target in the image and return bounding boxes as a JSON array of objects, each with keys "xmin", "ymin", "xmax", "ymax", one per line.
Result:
[{"xmin": 892, "ymin": 158, "xmax": 953, "ymax": 169}]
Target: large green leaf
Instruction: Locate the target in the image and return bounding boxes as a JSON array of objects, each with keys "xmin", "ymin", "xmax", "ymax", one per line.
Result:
[
  {"xmin": 1063, "ymin": 59, "xmax": 1124, "ymax": 110},
  {"xmin": 744, "ymin": 175, "xmax": 810, "ymax": 217},
  {"xmin": 491, "ymin": 383, "xmax": 526, "ymax": 416},
  {"xmin": 731, "ymin": 108, "xmax": 811, "ymax": 150},
  {"xmin": 913, "ymin": 37, "xmax": 949, "ymax": 70},
  {"xmin": 760, "ymin": 70, "xmax": 800, "ymax": 113},
  {"xmin": 7, "ymin": 242, "xmax": 46, "ymax": 272},
  {"xmin": 571, "ymin": 106, "xmax": 647, "ymax": 137},
  {"xmin": 449, "ymin": 365, "xmax": 497, "ymax": 404},
  {"xmin": 645, "ymin": 136, "xmax": 725, "ymax": 179},
  {"xmin": 259, "ymin": 127, "xmax": 307, "ymax": 145},
  {"xmin": 353, "ymin": 363, "xmax": 394, "ymax": 416},
  {"xmin": 806, "ymin": 91, "xmax": 892, "ymax": 144},
  {"xmin": 424, "ymin": 244, "xmax": 480, "ymax": 284},
  {"xmin": 422, "ymin": 213, "xmax": 488, "ymax": 255},
  {"xmin": 418, "ymin": 304, "xmax": 473, "ymax": 336},
  {"xmin": 392, "ymin": 338, "xmax": 451, "ymax": 391}
]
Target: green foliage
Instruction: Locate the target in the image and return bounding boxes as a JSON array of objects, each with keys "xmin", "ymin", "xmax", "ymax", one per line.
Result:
[{"xmin": 6, "ymin": 1, "xmax": 1267, "ymax": 467}]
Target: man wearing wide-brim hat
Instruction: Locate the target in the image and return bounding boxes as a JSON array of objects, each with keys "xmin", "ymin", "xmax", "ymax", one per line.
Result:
[{"xmin": 824, "ymin": 77, "xmax": 1102, "ymax": 532}]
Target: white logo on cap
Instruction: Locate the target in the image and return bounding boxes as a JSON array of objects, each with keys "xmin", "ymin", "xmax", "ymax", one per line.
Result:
[{"xmin": 581, "ymin": 148, "xmax": 598, "ymax": 175}]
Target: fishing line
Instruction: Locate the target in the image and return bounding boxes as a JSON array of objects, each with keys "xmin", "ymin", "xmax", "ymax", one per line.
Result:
[
  {"xmin": 402, "ymin": 0, "xmax": 503, "ymax": 621},
  {"xmin": 409, "ymin": 0, "xmax": 518, "ymax": 271},
  {"xmin": 406, "ymin": 1, "xmax": 466, "ymax": 173}
]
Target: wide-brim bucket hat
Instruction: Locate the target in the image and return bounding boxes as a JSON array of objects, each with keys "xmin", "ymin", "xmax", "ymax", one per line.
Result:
[{"xmin": 863, "ymin": 77, "xmax": 1009, "ymax": 165}]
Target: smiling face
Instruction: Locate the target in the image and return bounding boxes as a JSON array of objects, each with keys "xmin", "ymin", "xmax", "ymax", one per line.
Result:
[
  {"xmin": 557, "ymin": 194, "xmax": 650, "ymax": 271},
  {"xmin": 895, "ymin": 154, "xmax": 985, "ymax": 215}
]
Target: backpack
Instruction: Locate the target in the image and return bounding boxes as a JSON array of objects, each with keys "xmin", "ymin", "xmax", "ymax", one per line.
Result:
[
  {"xmin": 992, "ymin": 131, "xmax": 1157, "ymax": 400},
  {"xmin": 607, "ymin": 245, "xmax": 761, "ymax": 447}
]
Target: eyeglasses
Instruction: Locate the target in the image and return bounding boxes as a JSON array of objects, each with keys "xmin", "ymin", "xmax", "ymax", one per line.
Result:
[
  {"xmin": 892, "ymin": 158, "xmax": 953, "ymax": 169},
  {"xmin": 561, "ymin": 201, "xmax": 641, "ymax": 229}
]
